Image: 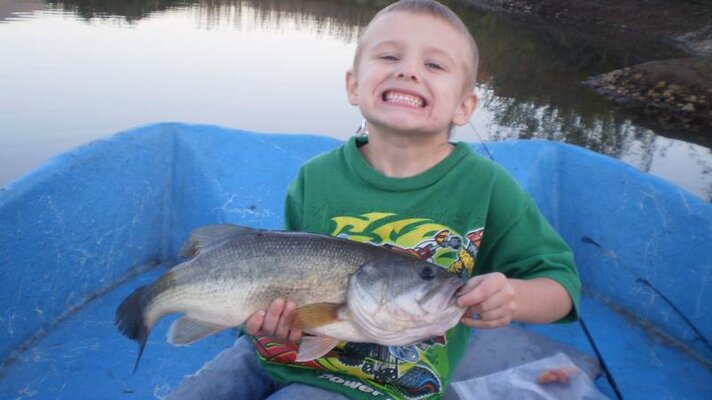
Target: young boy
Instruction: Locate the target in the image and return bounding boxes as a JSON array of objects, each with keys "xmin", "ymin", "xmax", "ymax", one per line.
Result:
[{"xmin": 169, "ymin": 1, "xmax": 580, "ymax": 399}]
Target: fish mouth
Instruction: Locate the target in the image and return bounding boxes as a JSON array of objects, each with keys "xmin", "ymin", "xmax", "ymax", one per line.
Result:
[
  {"xmin": 421, "ymin": 277, "xmax": 466, "ymax": 311},
  {"xmin": 445, "ymin": 278, "xmax": 466, "ymax": 308},
  {"xmin": 382, "ymin": 90, "xmax": 427, "ymax": 108}
]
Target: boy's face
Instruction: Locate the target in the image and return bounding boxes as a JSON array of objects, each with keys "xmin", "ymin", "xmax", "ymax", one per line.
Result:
[{"xmin": 346, "ymin": 11, "xmax": 477, "ymax": 138}]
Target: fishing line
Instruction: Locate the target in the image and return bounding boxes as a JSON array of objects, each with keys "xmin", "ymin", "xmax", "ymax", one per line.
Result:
[{"xmin": 467, "ymin": 120, "xmax": 494, "ymax": 161}]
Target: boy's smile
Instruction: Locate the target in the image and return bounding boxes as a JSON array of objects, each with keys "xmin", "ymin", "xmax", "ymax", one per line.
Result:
[
  {"xmin": 346, "ymin": 11, "xmax": 477, "ymax": 140},
  {"xmin": 383, "ymin": 90, "xmax": 426, "ymax": 109}
]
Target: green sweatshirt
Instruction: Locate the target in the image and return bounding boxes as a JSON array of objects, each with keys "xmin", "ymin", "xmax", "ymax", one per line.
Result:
[{"xmin": 253, "ymin": 136, "xmax": 580, "ymax": 400}]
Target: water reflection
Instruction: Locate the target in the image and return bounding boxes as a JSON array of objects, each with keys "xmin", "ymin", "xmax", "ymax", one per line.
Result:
[
  {"xmin": 0, "ymin": 0, "xmax": 709, "ymax": 200},
  {"xmin": 45, "ymin": 0, "xmax": 374, "ymax": 40},
  {"xmin": 45, "ymin": 0, "xmax": 187, "ymax": 22}
]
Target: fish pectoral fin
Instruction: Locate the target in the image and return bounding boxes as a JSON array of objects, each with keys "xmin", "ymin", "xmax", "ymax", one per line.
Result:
[
  {"xmin": 295, "ymin": 336, "xmax": 341, "ymax": 362},
  {"xmin": 167, "ymin": 316, "xmax": 228, "ymax": 346},
  {"xmin": 292, "ymin": 303, "xmax": 342, "ymax": 329},
  {"xmin": 180, "ymin": 224, "xmax": 254, "ymax": 259}
]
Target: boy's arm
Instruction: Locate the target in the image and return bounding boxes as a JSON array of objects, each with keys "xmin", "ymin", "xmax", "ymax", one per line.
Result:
[
  {"xmin": 456, "ymin": 272, "xmax": 572, "ymax": 329},
  {"xmin": 468, "ymin": 167, "xmax": 581, "ymax": 329}
]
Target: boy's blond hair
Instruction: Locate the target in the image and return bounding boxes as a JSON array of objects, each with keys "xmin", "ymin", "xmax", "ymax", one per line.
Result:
[{"xmin": 354, "ymin": 0, "xmax": 479, "ymax": 88}]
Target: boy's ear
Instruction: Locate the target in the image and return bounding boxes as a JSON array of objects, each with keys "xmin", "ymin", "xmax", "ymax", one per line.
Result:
[
  {"xmin": 452, "ymin": 93, "xmax": 478, "ymax": 126},
  {"xmin": 345, "ymin": 69, "xmax": 359, "ymax": 106}
]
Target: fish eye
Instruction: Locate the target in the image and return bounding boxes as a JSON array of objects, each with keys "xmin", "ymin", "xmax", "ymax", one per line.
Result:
[{"xmin": 420, "ymin": 266, "xmax": 435, "ymax": 280}]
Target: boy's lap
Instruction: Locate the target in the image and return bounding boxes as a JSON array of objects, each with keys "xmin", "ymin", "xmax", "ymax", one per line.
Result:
[
  {"xmin": 166, "ymin": 336, "xmax": 274, "ymax": 399},
  {"xmin": 168, "ymin": 326, "xmax": 597, "ymax": 400},
  {"xmin": 268, "ymin": 383, "xmax": 348, "ymax": 400},
  {"xmin": 167, "ymin": 336, "xmax": 347, "ymax": 400}
]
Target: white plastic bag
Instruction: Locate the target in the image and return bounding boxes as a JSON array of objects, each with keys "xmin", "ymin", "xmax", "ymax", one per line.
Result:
[{"xmin": 449, "ymin": 352, "xmax": 608, "ymax": 400}]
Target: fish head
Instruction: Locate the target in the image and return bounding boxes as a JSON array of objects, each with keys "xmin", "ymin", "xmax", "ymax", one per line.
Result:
[{"xmin": 347, "ymin": 257, "xmax": 467, "ymax": 345}]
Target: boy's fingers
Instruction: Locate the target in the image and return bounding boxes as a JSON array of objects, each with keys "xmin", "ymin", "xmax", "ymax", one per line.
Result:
[
  {"xmin": 461, "ymin": 312, "xmax": 510, "ymax": 329},
  {"xmin": 274, "ymin": 301, "xmax": 297, "ymax": 340},
  {"xmin": 457, "ymin": 273, "xmax": 509, "ymax": 308},
  {"xmin": 288, "ymin": 329, "xmax": 303, "ymax": 342},
  {"xmin": 456, "ymin": 275, "xmax": 484, "ymax": 296},
  {"xmin": 464, "ymin": 289, "xmax": 501, "ymax": 315},
  {"xmin": 472, "ymin": 286, "xmax": 512, "ymax": 314},
  {"xmin": 477, "ymin": 304, "xmax": 510, "ymax": 322},
  {"xmin": 244, "ymin": 310, "xmax": 266, "ymax": 336},
  {"xmin": 457, "ymin": 275, "xmax": 491, "ymax": 307},
  {"xmin": 262, "ymin": 298, "xmax": 286, "ymax": 336}
]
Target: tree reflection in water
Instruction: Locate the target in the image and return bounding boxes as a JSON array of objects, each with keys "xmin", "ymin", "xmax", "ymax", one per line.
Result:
[{"xmin": 26, "ymin": 0, "xmax": 712, "ymax": 199}]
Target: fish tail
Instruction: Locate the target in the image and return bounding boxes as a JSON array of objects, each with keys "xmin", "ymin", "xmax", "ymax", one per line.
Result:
[{"xmin": 115, "ymin": 284, "xmax": 152, "ymax": 373}]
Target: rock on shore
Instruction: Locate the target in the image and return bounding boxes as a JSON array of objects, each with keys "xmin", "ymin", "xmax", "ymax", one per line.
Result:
[
  {"xmin": 584, "ymin": 57, "xmax": 711, "ymax": 133},
  {"xmin": 459, "ymin": 0, "xmax": 711, "ymax": 136}
]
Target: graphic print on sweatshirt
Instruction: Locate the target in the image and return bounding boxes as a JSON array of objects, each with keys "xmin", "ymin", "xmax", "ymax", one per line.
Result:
[
  {"xmin": 254, "ymin": 212, "xmax": 485, "ymax": 399},
  {"xmin": 331, "ymin": 212, "xmax": 484, "ymax": 281}
]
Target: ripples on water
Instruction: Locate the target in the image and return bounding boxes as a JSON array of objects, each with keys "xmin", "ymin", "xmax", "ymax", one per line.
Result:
[{"xmin": 0, "ymin": 0, "xmax": 709, "ymax": 200}]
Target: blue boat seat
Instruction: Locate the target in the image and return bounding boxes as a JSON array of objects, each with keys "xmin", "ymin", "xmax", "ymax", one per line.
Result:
[{"xmin": 1, "ymin": 123, "xmax": 710, "ymax": 399}]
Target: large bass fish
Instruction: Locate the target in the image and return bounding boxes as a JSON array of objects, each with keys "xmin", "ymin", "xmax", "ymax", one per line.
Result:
[{"xmin": 116, "ymin": 224, "xmax": 466, "ymax": 370}]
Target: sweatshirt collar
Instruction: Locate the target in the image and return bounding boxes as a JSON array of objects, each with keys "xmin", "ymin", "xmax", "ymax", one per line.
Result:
[{"xmin": 344, "ymin": 136, "xmax": 470, "ymax": 191}]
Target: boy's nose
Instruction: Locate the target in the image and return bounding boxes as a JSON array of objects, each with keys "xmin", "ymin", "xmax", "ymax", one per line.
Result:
[{"xmin": 397, "ymin": 71, "xmax": 419, "ymax": 82}]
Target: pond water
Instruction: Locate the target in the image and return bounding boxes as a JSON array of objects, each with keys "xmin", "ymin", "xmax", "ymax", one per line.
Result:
[{"xmin": 1, "ymin": 0, "xmax": 710, "ymax": 200}]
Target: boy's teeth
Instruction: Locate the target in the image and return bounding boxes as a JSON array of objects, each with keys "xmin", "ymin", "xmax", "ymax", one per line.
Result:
[{"xmin": 385, "ymin": 92, "xmax": 424, "ymax": 107}]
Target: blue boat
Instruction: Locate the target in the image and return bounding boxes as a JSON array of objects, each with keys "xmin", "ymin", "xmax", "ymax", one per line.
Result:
[{"xmin": 1, "ymin": 123, "xmax": 710, "ymax": 399}]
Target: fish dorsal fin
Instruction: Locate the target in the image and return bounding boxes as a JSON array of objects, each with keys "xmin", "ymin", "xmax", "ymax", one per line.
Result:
[
  {"xmin": 292, "ymin": 303, "xmax": 342, "ymax": 329},
  {"xmin": 296, "ymin": 336, "xmax": 341, "ymax": 362},
  {"xmin": 167, "ymin": 316, "xmax": 228, "ymax": 346},
  {"xmin": 180, "ymin": 224, "xmax": 255, "ymax": 259}
]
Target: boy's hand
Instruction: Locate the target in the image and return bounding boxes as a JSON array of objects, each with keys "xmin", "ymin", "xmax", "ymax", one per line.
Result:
[
  {"xmin": 244, "ymin": 298, "xmax": 303, "ymax": 342},
  {"xmin": 456, "ymin": 272, "xmax": 517, "ymax": 329}
]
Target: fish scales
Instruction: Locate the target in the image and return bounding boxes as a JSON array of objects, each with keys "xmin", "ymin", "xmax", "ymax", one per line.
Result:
[
  {"xmin": 174, "ymin": 232, "xmax": 371, "ymax": 304},
  {"xmin": 115, "ymin": 225, "xmax": 466, "ymax": 370},
  {"xmin": 139, "ymin": 231, "xmax": 375, "ymax": 329}
]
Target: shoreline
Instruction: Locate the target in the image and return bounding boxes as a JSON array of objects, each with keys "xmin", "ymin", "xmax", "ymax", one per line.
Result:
[{"xmin": 458, "ymin": 0, "xmax": 712, "ymax": 143}]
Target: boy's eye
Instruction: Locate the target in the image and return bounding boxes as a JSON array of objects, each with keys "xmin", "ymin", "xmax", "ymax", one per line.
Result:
[
  {"xmin": 379, "ymin": 54, "xmax": 399, "ymax": 62},
  {"xmin": 425, "ymin": 62, "xmax": 444, "ymax": 70}
]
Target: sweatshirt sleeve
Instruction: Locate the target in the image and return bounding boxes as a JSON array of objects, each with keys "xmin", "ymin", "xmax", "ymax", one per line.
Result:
[
  {"xmin": 284, "ymin": 168, "xmax": 305, "ymax": 232},
  {"xmin": 477, "ymin": 170, "xmax": 581, "ymax": 322}
]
